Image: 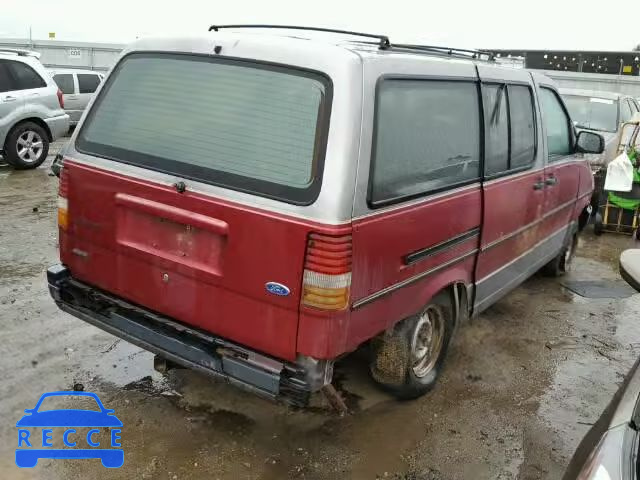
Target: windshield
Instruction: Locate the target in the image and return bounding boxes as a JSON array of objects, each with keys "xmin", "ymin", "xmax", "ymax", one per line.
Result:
[
  {"xmin": 77, "ymin": 53, "xmax": 332, "ymax": 205},
  {"xmin": 562, "ymin": 94, "xmax": 619, "ymax": 132},
  {"xmin": 36, "ymin": 395, "xmax": 101, "ymax": 412}
]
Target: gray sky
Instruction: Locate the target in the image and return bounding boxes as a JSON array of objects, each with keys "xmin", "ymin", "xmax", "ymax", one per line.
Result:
[{"xmin": 1, "ymin": 0, "xmax": 638, "ymax": 51}]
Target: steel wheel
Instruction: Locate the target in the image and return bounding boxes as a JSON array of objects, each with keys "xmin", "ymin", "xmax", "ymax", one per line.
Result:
[
  {"xmin": 410, "ymin": 306, "xmax": 445, "ymax": 378},
  {"xmin": 16, "ymin": 130, "xmax": 44, "ymax": 164}
]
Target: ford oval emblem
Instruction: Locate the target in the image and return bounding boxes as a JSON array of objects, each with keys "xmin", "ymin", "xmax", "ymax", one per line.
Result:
[{"xmin": 265, "ymin": 282, "xmax": 290, "ymax": 296}]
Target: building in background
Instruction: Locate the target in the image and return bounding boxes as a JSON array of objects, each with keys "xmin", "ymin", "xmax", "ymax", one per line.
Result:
[
  {"xmin": 492, "ymin": 49, "xmax": 640, "ymax": 76},
  {"xmin": 0, "ymin": 38, "xmax": 124, "ymax": 72}
]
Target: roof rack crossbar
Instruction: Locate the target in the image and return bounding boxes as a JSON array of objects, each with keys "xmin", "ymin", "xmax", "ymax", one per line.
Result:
[
  {"xmin": 392, "ymin": 43, "xmax": 495, "ymax": 61},
  {"xmin": 208, "ymin": 24, "xmax": 391, "ymax": 50}
]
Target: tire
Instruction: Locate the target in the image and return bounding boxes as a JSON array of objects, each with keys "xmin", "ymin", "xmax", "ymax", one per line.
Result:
[
  {"xmin": 594, "ymin": 212, "xmax": 604, "ymax": 236},
  {"xmin": 543, "ymin": 233, "xmax": 577, "ymax": 277},
  {"xmin": 369, "ymin": 302, "xmax": 454, "ymax": 400},
  {"xmin": 3, "ymin": 122, "xmax": 49, "ymax": 170}
]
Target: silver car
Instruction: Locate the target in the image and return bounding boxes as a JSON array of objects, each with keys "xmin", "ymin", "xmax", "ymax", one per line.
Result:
[
  {"xmin": 560, "ymin": 88, "xmax": 640, "ymax": 169},
  {"xmin": 563, "ymin": 249, "xmax": 640, "ymax": 480},
  {"xmin": 49, "ymin": 69, "xmax": 104, "ymax": 126},
  {"xmin": 0, "ymin": 49, "xmax": 69, "ymax": 169}
]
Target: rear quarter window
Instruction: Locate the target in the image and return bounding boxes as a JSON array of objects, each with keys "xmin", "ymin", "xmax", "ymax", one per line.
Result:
[
  {"xmin": 369, "ymin": 79, "xmax": 480, "ymax": 207},
  {"xmin": 76, "ymin": 53, "xmax": 332, "ymax": 205}
]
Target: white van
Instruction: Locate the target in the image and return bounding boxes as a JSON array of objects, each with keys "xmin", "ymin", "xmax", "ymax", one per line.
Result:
[{"xmin": 49, "ymin": 69, "xmax": 104, "ymax": 126}]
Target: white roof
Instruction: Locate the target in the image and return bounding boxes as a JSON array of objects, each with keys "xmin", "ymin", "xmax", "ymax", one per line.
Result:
[
  {"xmin": 48, "ymin": 68, "xmax": 103, "ymax": 75},
  {"xmin": 559, "ymin": 87, "xmax": 625, "ymax": 100}
]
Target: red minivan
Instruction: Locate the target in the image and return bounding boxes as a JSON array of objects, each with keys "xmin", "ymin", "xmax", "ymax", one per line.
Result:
[{"xmin": 47, "ymin": 28, "xmax": 605, "ymax": 405}]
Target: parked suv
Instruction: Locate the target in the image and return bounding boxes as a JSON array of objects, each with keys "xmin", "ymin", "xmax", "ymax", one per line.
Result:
[
  {"xmin": 47, "ymin": 27, "xmax": 604, "ymax": 406},
  {"xmin": 560, "ymin": 88, "xmax": 640, "ymax": 170},
  {"xmin": 0, "ymin": 49, "xmax": 69, "ymax": 169},
  {"xmin": 50, "ymin": 69, "xmax": 104, "ymax": 127}
]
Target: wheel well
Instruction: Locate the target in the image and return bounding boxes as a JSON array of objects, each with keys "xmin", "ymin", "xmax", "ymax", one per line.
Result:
[
  {"xmin": 431, "ymin": 282, "xmax": 470, "ymax": 330},
  {"xmin": 368, "ymin": 281, "xmax": 471, "ymax": 346},
  {"xmin": 10, "ymin": 118, "xmax": 52, "ymax": 143}
]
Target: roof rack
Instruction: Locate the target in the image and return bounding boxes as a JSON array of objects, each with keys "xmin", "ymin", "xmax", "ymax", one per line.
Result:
[
  {"xmin": 0, "ymin": 48, "xmax": 41, "ymax": 58},
  {"xmin": 208, "ymin": 24, "xmax": 391, "ymax": 49},
  {"xmin": 207, "ymin": 25, "xmax": 495, "ymax": 61},
  {"xmin": 392, "ymin": 43, "xmax": 495, "ymax": 61}
]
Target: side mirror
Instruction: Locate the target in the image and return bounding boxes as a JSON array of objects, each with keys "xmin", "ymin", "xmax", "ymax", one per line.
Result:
[{"xmin": 576, "ymin": 131, "xmax": 605, "ymax": 154}]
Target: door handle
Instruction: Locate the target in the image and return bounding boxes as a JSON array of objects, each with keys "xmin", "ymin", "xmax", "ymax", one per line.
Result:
[
  {"xmin": 533, "ymin": 180, "xmax": 545, "ymax": 190},
  {"xmin": 545, "ymin": 176, "xmax": 558, "ymax": 186},
  {"xmin": 67, "ymin": 96, "xmax": 79, "ymax": 100},
  {"xmin": 2, "ymin": 95, "xmax": 17, "ymax": 102}
]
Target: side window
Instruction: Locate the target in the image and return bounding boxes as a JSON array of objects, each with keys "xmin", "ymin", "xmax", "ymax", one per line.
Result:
[
  {"xmin": 77, "ymin": 74, "xmax": 101, "ymax": 94},
  {"xmin": 53, "ymin": 74, "xmax": 75, "ymax": 94},
  {"xmin": 0, "ymin": 61, "xmax": 14, "ymax": 93},
  {"xmin": 8, "ymin": 61, "xmax": 46, "ymax": 90},
  {"xmin": 508, "ymin": 85, "xmax": 536, "ymax": 168},
  {"xmin": 539, "ymin": 88, "xmax": 572, "ymax": 158},
  {"xmin": 370, "ymin": 79, "xmax": 480, "ymax": 206},
  {"xmin": 482, "ymin": 84, "xmax": 509, "ymax": 175},
  {"xmin": 621, "ymin": 100, "xmax": 634, "ymax": 123}
]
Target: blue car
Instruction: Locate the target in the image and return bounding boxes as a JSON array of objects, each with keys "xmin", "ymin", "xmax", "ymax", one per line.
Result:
[{"xmin": 16, "ymin": 391, "xmax": 123, "ymax": 468}]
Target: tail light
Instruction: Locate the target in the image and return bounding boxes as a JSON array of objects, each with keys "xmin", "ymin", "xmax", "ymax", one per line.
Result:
[
  {"xmin": 56, "ymin": 88, "xmax": 64, "ymax": 109},
  {"xmin": 57, "ymin": 166, "xmax": 69, "ymax": 230},
  {"xmin": 302, "ymin": 233, "xmax": 352, "ymax": 310}
]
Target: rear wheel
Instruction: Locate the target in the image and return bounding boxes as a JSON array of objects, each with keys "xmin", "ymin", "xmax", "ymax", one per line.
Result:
[
  {"xmin": 4, "ymin": 122, "xmax": 49, "ymax": 170},
  {"xmin": 543, "ymin": 233, "xmax": 577, "ymax": 277},
  {"xmin": 369, "ymin": 302, "xmax": 453, "ymax": 399}
]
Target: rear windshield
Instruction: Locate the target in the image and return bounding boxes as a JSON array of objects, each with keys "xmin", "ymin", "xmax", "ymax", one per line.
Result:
[
  {"xmin": 562, "ymin": 94, "xmax": 619, "ymax": 133},
  {"xmin": 76, "ymin": 53, "xmax": 332, "ymax": 204}
]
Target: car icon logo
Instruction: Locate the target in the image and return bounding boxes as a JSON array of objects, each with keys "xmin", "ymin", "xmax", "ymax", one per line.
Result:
[{"xmin": 15, "ymin": 391, "xmax": 123, "ymax": 468}]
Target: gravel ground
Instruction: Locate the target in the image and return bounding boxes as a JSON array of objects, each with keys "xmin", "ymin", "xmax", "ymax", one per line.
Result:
[{"xmin": 1, "ymin": 139, "xmax": 640, "ymax": 479}]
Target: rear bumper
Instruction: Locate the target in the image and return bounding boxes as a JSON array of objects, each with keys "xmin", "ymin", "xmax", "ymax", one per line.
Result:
[
  {"xmin": 45, "ymin": 114, "xmax": 70, "ymax": 140},
  {"xmin": 47, "ymin": 264, "xmax": 324, "ymax": 406}
]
